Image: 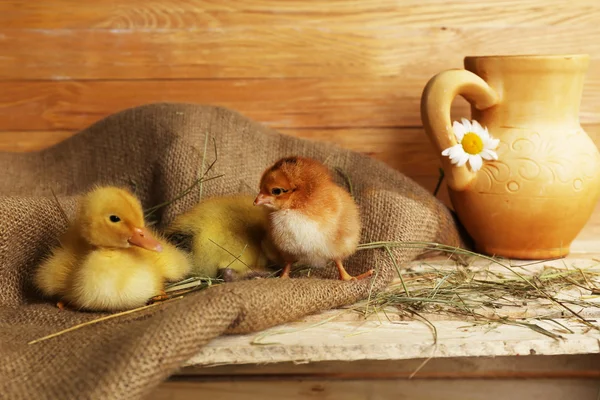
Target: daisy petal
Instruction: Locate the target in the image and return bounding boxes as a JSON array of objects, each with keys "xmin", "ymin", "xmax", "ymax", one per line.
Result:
[
  {"xmin": 456, "ymin": 153, "xmax": 469, "ymax": 167},
  {"xmin": 477, "ymin": 125, "xmax": 490, "ymax": 140},
  {"xmin": 469, "ymin": 154, "xmax": 483, "ymax": 172},
  {"xmin": 487, "ymin": 138, "xmax": 500, "ymax": 149},
  {"xmin": 480, "ymin": 150, "xmax": 493, "ymax": 160},
  {"xmin": 479, "ymin": 131, "xmax": 489, "ymax": 140},
  {"xmin": 449, "ymin": 146, "xmax": 465, "ymax": 160},
  {"xmin": 461, "ymin": 118, "xmax": 472, "ymax": 132},
  {"xmin": 481, "ymin": 149, "xmax": 498, "ymax": 160},
  {"xmin": 449, "ymin": 144, "xmax": 463, "ymax": 156},
  {"xmin": 446, "ymin": 152, "xmax": 459, "ymax": 165},
  {"xmin": 450, "ymin": 155, "xmax": 462, "ymax": 164},
  {"xmin": 452, "ymin": 121, "xmax": 466, "ymax": 141},
  {"xmin": 442, "ymin": 144, "xmax": 460, "ymax": 157}
]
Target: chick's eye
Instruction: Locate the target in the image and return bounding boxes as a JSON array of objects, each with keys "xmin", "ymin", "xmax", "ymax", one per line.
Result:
[
  {"xmin": 271, "ymin": 188, "xmax": 282, "ymax": 196},
  {"xmin": 109, "ymin": 215, "xmax": 121, "ymax": 223}
]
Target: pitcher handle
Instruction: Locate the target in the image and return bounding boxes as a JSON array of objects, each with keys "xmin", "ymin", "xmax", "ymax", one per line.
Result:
[{"xmin": 420, "ymin": 69, "xmax": 500, "ymax": 191}]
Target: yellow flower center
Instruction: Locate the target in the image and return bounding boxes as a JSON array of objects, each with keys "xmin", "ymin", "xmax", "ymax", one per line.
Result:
[{"xmin": 461, "ymin": 132, "xmax": 483, "ymax": 155}]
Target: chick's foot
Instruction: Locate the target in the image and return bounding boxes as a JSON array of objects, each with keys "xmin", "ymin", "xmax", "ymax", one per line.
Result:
[
  {"xmin": 279, "ymin": 263, "xmax": 292, "ymax": 279},
  {"xmin": 335, "ymin": 260, "xmax": 374, "ymax": 281}
]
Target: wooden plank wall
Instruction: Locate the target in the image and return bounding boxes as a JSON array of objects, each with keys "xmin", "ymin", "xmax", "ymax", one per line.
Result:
[{"xmin": 2, "ymin": 0, "xmax": 600, "ymax": 247}]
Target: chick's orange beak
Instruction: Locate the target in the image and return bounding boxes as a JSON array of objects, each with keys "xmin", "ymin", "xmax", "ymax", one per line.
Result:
[
  {"xmin": 128, "ymin": 227, "xmax": 163, "ymax": 252},
  {"xmin": 253, "ymin": 193, "xmax": 271, "ymax": 206}
]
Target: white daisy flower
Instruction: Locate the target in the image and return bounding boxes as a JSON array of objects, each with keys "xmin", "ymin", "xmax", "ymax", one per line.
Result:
[{"xmin": 441, "ymin": 118, "xmax": 499, "ymax": 172}]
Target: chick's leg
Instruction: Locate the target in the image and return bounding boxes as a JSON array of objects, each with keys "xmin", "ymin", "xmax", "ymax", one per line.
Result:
[
  {"xmin": 335, "ymin": 260, "xmax": 374, "ymax": 281},
  {"xmin": 280, "ymin": 263, "xmax": 292, "ymax": 279}
]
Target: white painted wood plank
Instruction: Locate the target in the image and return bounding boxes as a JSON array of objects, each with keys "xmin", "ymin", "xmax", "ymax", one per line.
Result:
[
  {"xmin": 185, "ymin": 316, "xmax": 600, "ymax": 367},
  {"xmin": 185, "ymin": 257, "xmax": 600, "ymax": 367}
]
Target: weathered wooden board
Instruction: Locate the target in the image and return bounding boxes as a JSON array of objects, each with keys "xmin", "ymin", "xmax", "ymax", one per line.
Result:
[
  {"xmin": 1, "ymin": 80, "xmax": 600, "ymax": 131},
  {"xmin": 160, "ymin": 256, "xmax": 600, "ymax": 398},
  {"xmin": 174, "ymin": 354, "xmax": 600, "ymax": 377},
  {"xmin": 0, "ymin": 127, "xmax": 444, "ymax": 180},
  {"xmin": 2, "ymin": 27, "xmax": 599, "ymax": 80},
  {"xmin": 182, "ymin": 256, "xmax": 600, "ymax": 367},
  {"xmin": 3, "ymin": 0, "xmax": 599, "ymax": 29},
  {"xmin": 183, "ymin": 317, "xmax": 600, "ymax": 367},
  {"xmin": 2, "ymin": 124, "xmax": 599, "ymax": 184},
  {"xmin": 1, "ymin": 1, "xmax": 599, "ymax": 80},
  {"xmin": 149, "ymin": 378, "xmax": 600, "ymax": 400}
]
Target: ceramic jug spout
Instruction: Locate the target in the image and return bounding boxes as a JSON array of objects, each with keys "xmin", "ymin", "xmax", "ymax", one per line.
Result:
[{"xmin": 420, "ymin": 69, "xmax": 499, "ymax": 191}]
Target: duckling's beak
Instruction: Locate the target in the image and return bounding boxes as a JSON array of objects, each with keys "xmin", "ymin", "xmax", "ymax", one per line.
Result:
[{"xmin": 128, "ymin": 227, "xmax": 163, "ymax": 252}]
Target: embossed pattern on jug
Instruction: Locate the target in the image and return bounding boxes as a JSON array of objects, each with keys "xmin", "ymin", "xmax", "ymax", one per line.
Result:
[{"xmin": 474, "ymin": 127, "xmax": 600, "ymax": 196}]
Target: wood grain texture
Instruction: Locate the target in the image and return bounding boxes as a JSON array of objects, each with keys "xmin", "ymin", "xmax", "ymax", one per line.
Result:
[
  {"xmin": 0, "ymin": 127, "xmax": 441, "ymax": 176},
  {"xmin": 2, "ymin": 27, "xmax": 599, "ymax": 80},
  {"xmin": 177, "ymin": 354, "xmax": 600, "ymax": 377},
  {"xmin": 3, "ymin": 0, "xmax": 599, "ymax": 29},
  {"xmin": 0, "ymin": 79, "xmax": 414, "ymax": 129},
  {"xmin": 0, "ymin": 130, "xmax": 74, "ymax": 152},
  {"xmin": 2, "ymin": 79, "xmax": 600, "ymax": 132},
  {"xmin": 182, "ymin": 259, "xmax": 600, "ymax": 368},
  {"xmin": 148, "ymin": 379, "xmax": 600, "ymax": 400},
  {"xmin": 3, "ymin": 124, "xmax": 598, "ymax": 181},
  {"xmin": 1, "ymin": 1, "xmax": 600, "ymax": 80}
]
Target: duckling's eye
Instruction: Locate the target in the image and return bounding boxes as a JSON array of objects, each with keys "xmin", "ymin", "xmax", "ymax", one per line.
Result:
[{"xmin": 109, "ymin": 215, "xmax": 121, "ymax": 223}]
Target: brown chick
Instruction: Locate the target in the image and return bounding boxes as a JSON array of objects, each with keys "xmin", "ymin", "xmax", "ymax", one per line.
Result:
[{"xmin": 253, "ymin": 156, "xmax": 373, "ymax": 281}]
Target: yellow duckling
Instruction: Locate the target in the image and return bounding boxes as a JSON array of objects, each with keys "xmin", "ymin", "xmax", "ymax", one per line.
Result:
[
  {"xmin": 165, "ymin": 194, "xmax": 279, "ymax": 281},
  {"xmin": 34, "ymin": 186, "xmax": 192, "ymax": 311}
]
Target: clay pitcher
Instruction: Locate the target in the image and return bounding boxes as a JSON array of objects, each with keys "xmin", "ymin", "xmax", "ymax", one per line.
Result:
[{"xmin": 421, "ymin": 54, "xmax": 600, "ymax": 259}]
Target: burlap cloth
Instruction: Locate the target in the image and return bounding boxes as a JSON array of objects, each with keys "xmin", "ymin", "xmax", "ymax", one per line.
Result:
[{"xmin": 0, "ymin": 103, "xmax": 463, "ymax": 399}]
